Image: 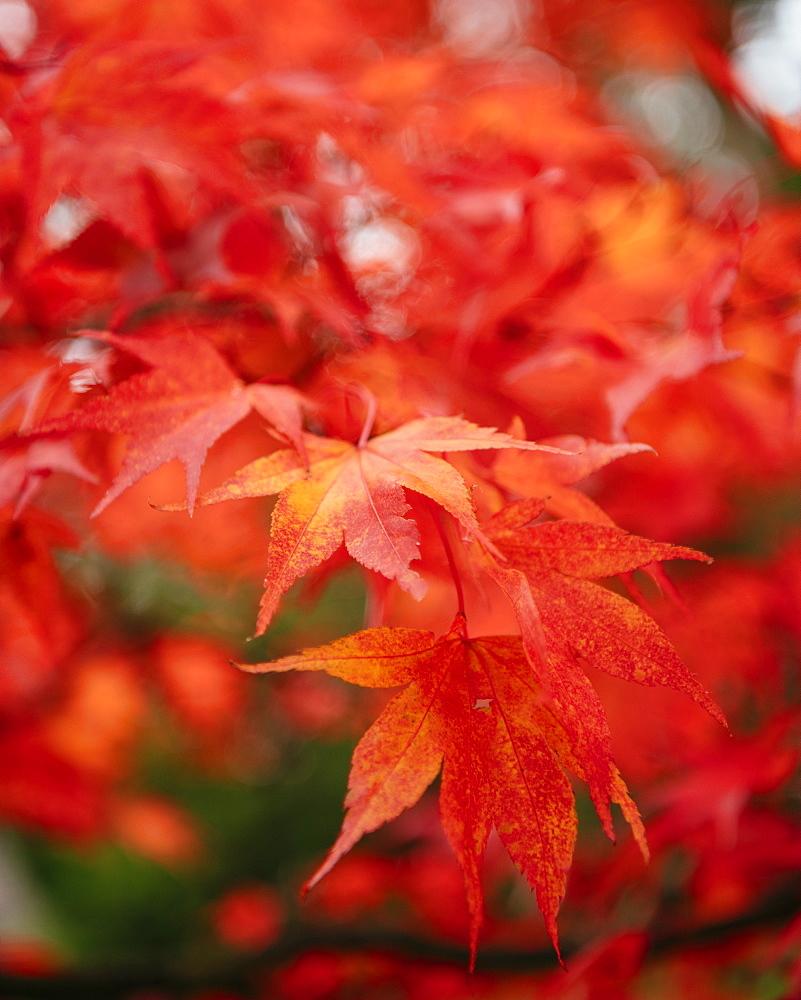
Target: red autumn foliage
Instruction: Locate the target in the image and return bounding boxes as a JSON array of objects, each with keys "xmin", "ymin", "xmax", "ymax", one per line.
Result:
[
  {"xmin": 212, "ymin": 884, "xmax": 283, "ymax": 952},
  {"xmin": 3, "ymin": 0, "xmax": 801, "ymax": 996}
]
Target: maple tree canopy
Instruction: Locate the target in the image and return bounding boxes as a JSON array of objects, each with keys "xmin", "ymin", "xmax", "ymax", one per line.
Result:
[{"xmin": 3, "ymin": 0, "xmax": 801, "ymax": 996}]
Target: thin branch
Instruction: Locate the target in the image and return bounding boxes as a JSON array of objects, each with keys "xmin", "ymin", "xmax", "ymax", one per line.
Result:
[{"xmin": 429, "ymin": 499, "xmax": 466, "ymax": 619}]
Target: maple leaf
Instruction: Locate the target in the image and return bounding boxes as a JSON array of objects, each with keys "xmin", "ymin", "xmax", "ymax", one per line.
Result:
[
  {"xmin": 13, "ymin": 40, "xmax": 255, "ymax": 253},
  {"xmin": 0, "ymin": 434, "xmax": 96, "ymax": 516},
  {"xmin": 482, "ymin": 501, "xmax": 724, "ymax": 724},
  {"xmin": 238, "ymin": 614, "xmax": 646, "ymax": 966},
  {"xmin": 0, "ymin": 367, "xmax": 56, "ymax": 435},
  {"xmin": 30, "ymin": 330, "xmax": 308, "ymax": 516},
  {"xmin": 492, "ymin": 417, "xmax": 653, "ymax": 525},
  {"xmin": 602, "ymin": 254, "xmax": 743, "ymax": 440},
  {"xmin": 176, "ymin": 416, "xmax": 569, "ymax": 634}
]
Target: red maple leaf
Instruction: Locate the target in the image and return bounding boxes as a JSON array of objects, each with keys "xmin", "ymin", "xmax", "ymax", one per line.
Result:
[
  {"xmin": 12, "ymin": 39, "xmax": 255, "ymax": 253},
  {"xmin": 481, "ymin": 500, "xmax": 724, "ymax": 725},
  {"xmin": 492, "ymin": 417, "xmax": 652, "ymax": 525},
  {"xmin": 30, "ymin": 330, "xmax": 308, "ymax": 515},
  {"xmin": 0, "ymin": 434, "xmax": 96, "ymax": 516}
]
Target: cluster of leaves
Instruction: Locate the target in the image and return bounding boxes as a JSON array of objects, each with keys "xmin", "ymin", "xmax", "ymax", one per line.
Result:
[{"xmin": 4, "ymin": 0, "xmax": 801, "ymax": 996}]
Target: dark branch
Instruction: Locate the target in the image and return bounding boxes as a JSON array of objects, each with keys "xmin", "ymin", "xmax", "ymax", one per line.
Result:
[{"xmin": 1, "ymin": 895, "xmax": 799, "ymax": 999}]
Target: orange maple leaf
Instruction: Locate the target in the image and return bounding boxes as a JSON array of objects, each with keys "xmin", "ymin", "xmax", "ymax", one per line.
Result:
[
  {"xmin": 239, "ymin": 614, "xmax": 646, "ymax": 967},
  {"xmin": 31, "ymin": 330, "xmax": 308, "ymax": 516},
  {"xmin": 180, "ymin": 416, "xmax": 568, "ymax": 634}
]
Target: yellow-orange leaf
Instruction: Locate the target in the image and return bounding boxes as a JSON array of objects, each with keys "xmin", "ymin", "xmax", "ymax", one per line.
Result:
[{"xmin": 182, "ymin": 416, "xmax": 567, "ymax": 634}]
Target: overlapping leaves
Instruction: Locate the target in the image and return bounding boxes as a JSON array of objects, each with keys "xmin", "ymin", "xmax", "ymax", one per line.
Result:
[
  {"xmin": 31, "ymin": 330, "xmax": 308, "ymax": 516},
  {"xmin": 178, "ymin": 416, "xmax": 568, "ymax": 633},
  {"xmin": 240, "ymin": 505, "xmax": 722, "ymax": 961}
]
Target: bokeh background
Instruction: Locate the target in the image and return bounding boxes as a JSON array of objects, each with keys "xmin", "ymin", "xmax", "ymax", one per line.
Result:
[{"xmin": 4, "ymin": 0, "xmax": 801, "ymax": 997}]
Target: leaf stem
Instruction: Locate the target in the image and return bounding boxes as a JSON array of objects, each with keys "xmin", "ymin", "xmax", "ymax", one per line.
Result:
[
  {"xmin": 429, "ymin": 500, "xmax": 467, "ymax": 621},
  {"xmin": 356, "ymin": 386, "xmax": 378, "ymax": 448}
]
